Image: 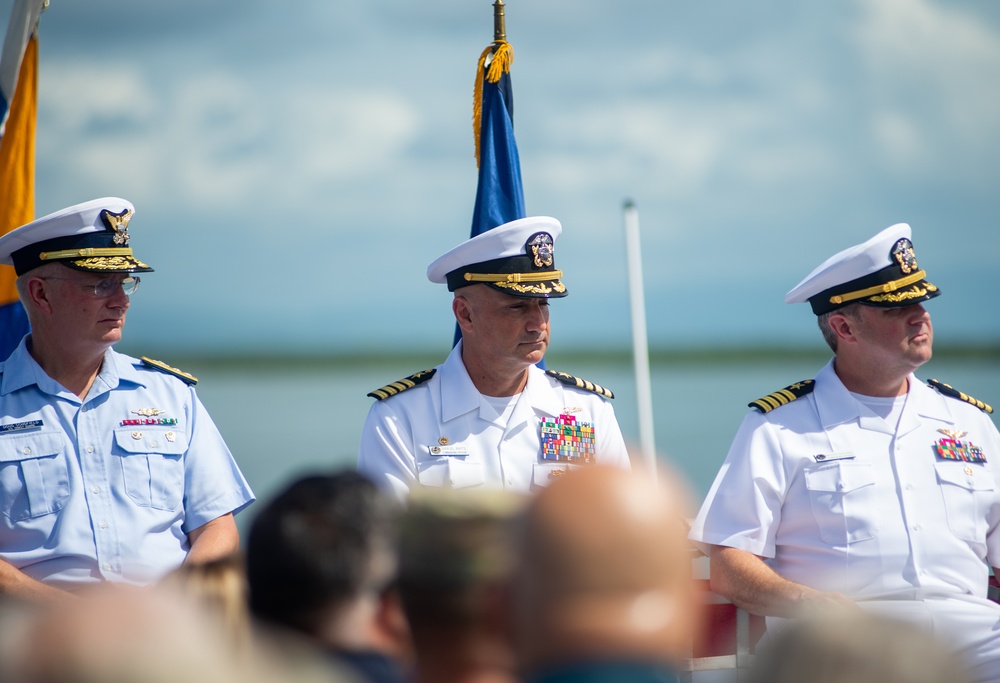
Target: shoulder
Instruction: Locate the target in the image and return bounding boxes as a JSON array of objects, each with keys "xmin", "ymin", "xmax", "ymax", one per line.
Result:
[
  {"xmin": 926, "ymin": 379, "xmax": 993, "ymax": 414},
  {"xmin": 367, "ymin": 368, "xmax": 437, "ymax": 401},
  {"xmin": 748, "ymin": 379, "xmax": 815, "ymax": 413},
  {"xmin": 137, "ymin": 356, "xmax": 199, "ymax": 385},
  {"xmin": 545, "ymin": 369, "xmax": 615, "ymax": 400}
]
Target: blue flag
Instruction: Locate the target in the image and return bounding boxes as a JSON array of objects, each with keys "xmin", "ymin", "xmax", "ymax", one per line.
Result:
[
  {"xmin": 454, "ymin": 40, "xmax": 528, "ymax": 349},
  {"xmin": 470, "ymin": 41, "xmax": 525, "ymax": 236}
]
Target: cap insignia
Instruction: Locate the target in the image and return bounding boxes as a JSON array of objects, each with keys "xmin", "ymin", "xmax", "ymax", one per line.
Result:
[
  {"xmin": 101, "ymin": 208, "xmax": 133, "ymax": 246},
  {"xmin": 891, "ymin": 238, "xmax": 918, "ymax": 274},
  {"xmin": 527, "ymin": 232, "xmax": 554, "ymax": 268}
]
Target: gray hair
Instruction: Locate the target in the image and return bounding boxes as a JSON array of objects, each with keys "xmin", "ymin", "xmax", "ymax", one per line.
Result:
[{"xmin": 817, "ymin": 304, "xmax": 862, "ymax": 352}]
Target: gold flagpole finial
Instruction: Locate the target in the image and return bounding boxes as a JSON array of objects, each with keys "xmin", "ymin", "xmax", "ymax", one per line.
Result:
[{"xmin": 493, "ymin": 0, "xmax": 507, "ymax": 43}]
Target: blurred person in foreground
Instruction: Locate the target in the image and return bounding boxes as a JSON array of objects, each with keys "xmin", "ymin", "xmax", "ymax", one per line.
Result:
[
  {"xmin": 689, "ymin": 224, "xmax": 1000, "ymax": 682},
  {"xmin": 246, "ymin": 470, "xmax": 411, "ymax": 683},
  {"xmin": 748, "ymin": 611, "xmax": 971, "ymax": 683},
  {"xmin": 159, "ymin": 552, "xmax": 251, "ymax": 653},
  {"xmin": 357, "ymin": 216, "xmax": 630, "ymax": 499},
  {"xmin": 0, "ymin": 198, "xmax": 254, "ymax": 601},
  {"xmin": 515, "ymin": 466, "xmax": 701, "ymax": 683},
  {"xmin": 397, "ymin": 487, "xmax": 526, "ymax": 683},
  {"xmin": 0, "ymin": 584, "xmax": 342, "ymax": 683}
]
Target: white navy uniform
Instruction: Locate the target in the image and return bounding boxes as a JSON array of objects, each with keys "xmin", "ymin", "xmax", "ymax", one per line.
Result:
[
  {"xmin": 357, "ymin": 341, "xmax": 631, "ymax": 499},
  {"xmin": 690, "ymin": 360, "xmax": 1000, "ymax": 681}
]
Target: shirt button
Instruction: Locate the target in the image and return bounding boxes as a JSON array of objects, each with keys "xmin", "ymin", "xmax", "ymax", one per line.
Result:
[
  {"xmin": 99, "ymin": 521, "xmax": 108, "ymax": 529},
  {"xmin": 150, "ymin": 440, "xmax": 159, "ymax": 448},
  {"xmin": 103, "ymin": 563, "xmax": 111, "ymax": 571},
  {"xmin": 912, "ymin": 525, "xmax": 921, "ymax": 531},
  {"xmin": 92, "ymin": 486, "xmax": 101, "ymax": 494},
  {"xmin": 86, "ymin": 446, "xmax": 95, "ymax": 453},
  {"xmin": 22, "ymin": 447, "xmax": 30, "ymax": 455},
  {"xmin": 905, "ymin": 484, "xmax": 913, "ymax": 490}
]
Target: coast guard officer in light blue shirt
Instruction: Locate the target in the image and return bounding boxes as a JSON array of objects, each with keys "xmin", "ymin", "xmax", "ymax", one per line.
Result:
[{"xmin": 0, "ymin": 197, "xmax": 255, "ymax": 600}]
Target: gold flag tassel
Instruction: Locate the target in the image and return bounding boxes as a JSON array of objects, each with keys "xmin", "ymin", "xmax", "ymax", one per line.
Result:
[{"xmin": 472, "ymin": 39, "xmax": 514, "ymax": 169}]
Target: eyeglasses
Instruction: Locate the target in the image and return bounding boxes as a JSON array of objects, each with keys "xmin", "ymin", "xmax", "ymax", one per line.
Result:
[{"xmin": 37, "ymin": 275, "xmax": 141, "ymax": 298}]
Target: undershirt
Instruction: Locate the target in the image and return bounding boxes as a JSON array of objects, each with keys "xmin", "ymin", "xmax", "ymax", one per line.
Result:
[{"xmin": 850, "ymin": 391, "xmax": 909, "ymax": 433}]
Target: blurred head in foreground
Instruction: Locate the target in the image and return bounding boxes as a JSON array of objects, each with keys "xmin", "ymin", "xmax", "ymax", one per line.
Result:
[
  {"xmin": 245, "ymin": 470, "xmax": 410, "ymax": 681},
  {"xmin": 514, "ymin": 466, "xmax": 700, "ymax": 677},
  {"xmin": 748, "ymin": 611, "xmax": 970, "ymax": 683},
  {"xmin": 0, "ymin": 585, "xmax": 338, "ymax": 683},
  {"xmin": 397, "ymin": 488, "xmax": 526, "ymax": 683},
  {"xmin": 159, "ymin": 552, "xmax": 251, "ymax": 652}
]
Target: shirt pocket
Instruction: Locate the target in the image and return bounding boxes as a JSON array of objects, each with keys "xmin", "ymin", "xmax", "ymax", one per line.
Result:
[
  {"xmin": 113, "ymin": 427, "xmax": 188, "ymax": 511},
  {"xmin": 0, "ymin": 431, "xmax": 70, "ymax": 521},
  {"xmin": 935, "ymin": 463, "xmax": 995, "ymax": 543},
  {"xmin": 803, "ymin": 461, "xmax": 878, "ymax": 546},
  {"xmin": 532, "ymin": 462, "xmax": 581, "ymax": 488},
  {"xmin": 416, "ymin": 457, "xmax": 485, "ymax": 489}
]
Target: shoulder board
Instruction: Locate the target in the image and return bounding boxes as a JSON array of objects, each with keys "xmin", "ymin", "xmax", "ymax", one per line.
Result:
[
  {"xmin": 367, "ymin": 369, "xmax": 436, "ymax": 401},
  {"xmin": 749, "ymin": 379, "xmax": 814, "ymax": 413},
  {"xmin": 546, "ymin": 370, "xmax": 615, "ymax": 399},
  {"xmin": 140, "ymin": 356, "xmax": 198, "ymax": 385},
  {"xmin": 927, "ymin": 379, "xmax": 993, "ymax": 414}
]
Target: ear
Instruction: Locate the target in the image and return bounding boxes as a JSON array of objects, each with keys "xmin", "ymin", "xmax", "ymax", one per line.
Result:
[
  {"xmin": 376, "ymin": 587, "xmax": 413, "ymax": 662},
  {"xmin": 453, "ymin": 294, "xmax": 475, "ymax": 335},
  {"xmin": 827, "ymin": 311, "xmax": 860, "ymax": 346},
  {"xmin": 24, "ymin": 276, "xmax": 55, "ymax": 316}
]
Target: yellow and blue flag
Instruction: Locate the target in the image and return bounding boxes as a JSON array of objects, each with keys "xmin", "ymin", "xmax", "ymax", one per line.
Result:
[
  {"xmin": 453, "ymin": 35, "xmax": 528, "ymax": 349},
  {"xmin": 0, "ymin": 0, "xmax": 44, "ymax": 360},
  {"xmin": 470, "ymin": 38, "xmax": 524, "ymax": 235}
]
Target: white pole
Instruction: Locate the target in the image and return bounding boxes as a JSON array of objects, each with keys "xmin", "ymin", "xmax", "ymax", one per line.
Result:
[{"xmin": 622, "ymin": 199, "xmax": 657, "ymax": 480}]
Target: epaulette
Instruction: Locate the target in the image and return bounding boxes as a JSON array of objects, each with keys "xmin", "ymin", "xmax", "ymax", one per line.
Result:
[
  {"xmin": 928, "ymin": 379, "xmax": 993, "ymax": 414},
  {"xmin": 368, "ymin": 369, "xmax": 436, "ymax": 401},
  {"xmin": 546, "ymin": 370, "xmax": 615, "ymax": 399},
  {"xmin": 749, "ymin": 379, "xmax": 814, "ymax": 413},
  {"xmin": 140, "ymin": 356, "xmax": 198, "ymax": 385}
]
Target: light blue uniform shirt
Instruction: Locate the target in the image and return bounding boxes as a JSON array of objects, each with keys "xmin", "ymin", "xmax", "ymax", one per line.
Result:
[{"xmin": 0, "ymin": 337, "xmax": 254, "ymax": 589}]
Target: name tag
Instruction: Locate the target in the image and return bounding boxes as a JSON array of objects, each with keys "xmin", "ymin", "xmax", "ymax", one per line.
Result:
[
  {"xmin": 428, "ymin": 444, "xmax": 470, "ymax": 457},
  {"xmin": 814, "ymin": 452, "xmax": 854, "ymax": 462},
  {"xmin": 0, "ymin": 420, "xmax": 43, "ymax": 434}
]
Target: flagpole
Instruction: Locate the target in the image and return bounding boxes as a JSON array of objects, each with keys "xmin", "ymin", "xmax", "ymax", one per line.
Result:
[
  {"xmin": 623, "ymin": 200, "xmax": 657, "ymax": 480},
  {"xmin": 493, "ymin": 0, "xmax": 506, "ymax": 42}
]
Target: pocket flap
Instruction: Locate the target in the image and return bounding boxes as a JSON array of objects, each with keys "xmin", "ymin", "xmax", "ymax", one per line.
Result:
[
  {"xmin": 532, "ymin": 462, "xmax": 582, "ymax": 486},
  {"xmin": 0, "ymin": 431, "xmax": 64, "ymax": 463},
  {"xmin": 416, "ymin": 457, "xmax": 485, "ymax": 489},
  {"xmin": 936, "ymin": 462, "xmax": 996, "ymax": 491},
  {"xmin": 114, "ymin": 427, "xmax": 188, "ymax": 454},
  {"xmin": 804, "ymin": 461, "xmax": 875, "ymax": 494}
]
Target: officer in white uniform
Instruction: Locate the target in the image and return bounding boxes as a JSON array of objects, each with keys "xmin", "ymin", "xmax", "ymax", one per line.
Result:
[
  {"xmin": 357, "ymin": 216, "xmax": 631, "ymax": 499},
  {"xmin": 0, "ymin": 198, "xmax": 254, "ymax": 600},
  {"xmin": 689, "ymin": 223, "xmax": 1000, "ymax": 683}
]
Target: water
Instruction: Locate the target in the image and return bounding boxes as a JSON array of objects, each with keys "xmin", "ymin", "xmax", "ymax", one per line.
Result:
[{"xmin": 182, "ymin": 352, "xmax": 1000, "ymax": 530}]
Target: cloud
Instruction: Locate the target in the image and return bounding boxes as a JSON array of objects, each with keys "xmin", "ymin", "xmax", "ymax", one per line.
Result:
[{"xmin": 855, "ymin": 0, "xmax": 1000, "ymax": 178}]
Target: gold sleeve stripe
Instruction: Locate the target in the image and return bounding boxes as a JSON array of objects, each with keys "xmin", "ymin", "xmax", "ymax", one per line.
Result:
[
  {"xmin": 749, "ymin": 380, "xmax": 815, "ymax": 413},
  {"xmin": 367, "ymin": 369, "xmax": 437, "ymax": 401},
  {"xmin": 545, "ymin": 370, "xmax": 615, "ymax": 399},
  {"xmin": 928, "ymin": 379, "xmax": 994, "ymax": 414}
]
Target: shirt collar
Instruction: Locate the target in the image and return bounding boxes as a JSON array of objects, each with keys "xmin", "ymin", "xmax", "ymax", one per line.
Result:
[
  {"xmin": 440, "ymin": 341, "xmax": 487, "ymax": 422},
  {"xmin": 813, "ymin": 358, "xmax": 953, "ymax": 431},
  {"xmin": 0, "ymin": 338, "xmax": 146, "ymax": 400}
]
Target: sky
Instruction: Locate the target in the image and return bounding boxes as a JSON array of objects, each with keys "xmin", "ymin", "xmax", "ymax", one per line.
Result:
[{"xmin": 5, "ymin": 0, "xmax": 1000, "ymax": 356}]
